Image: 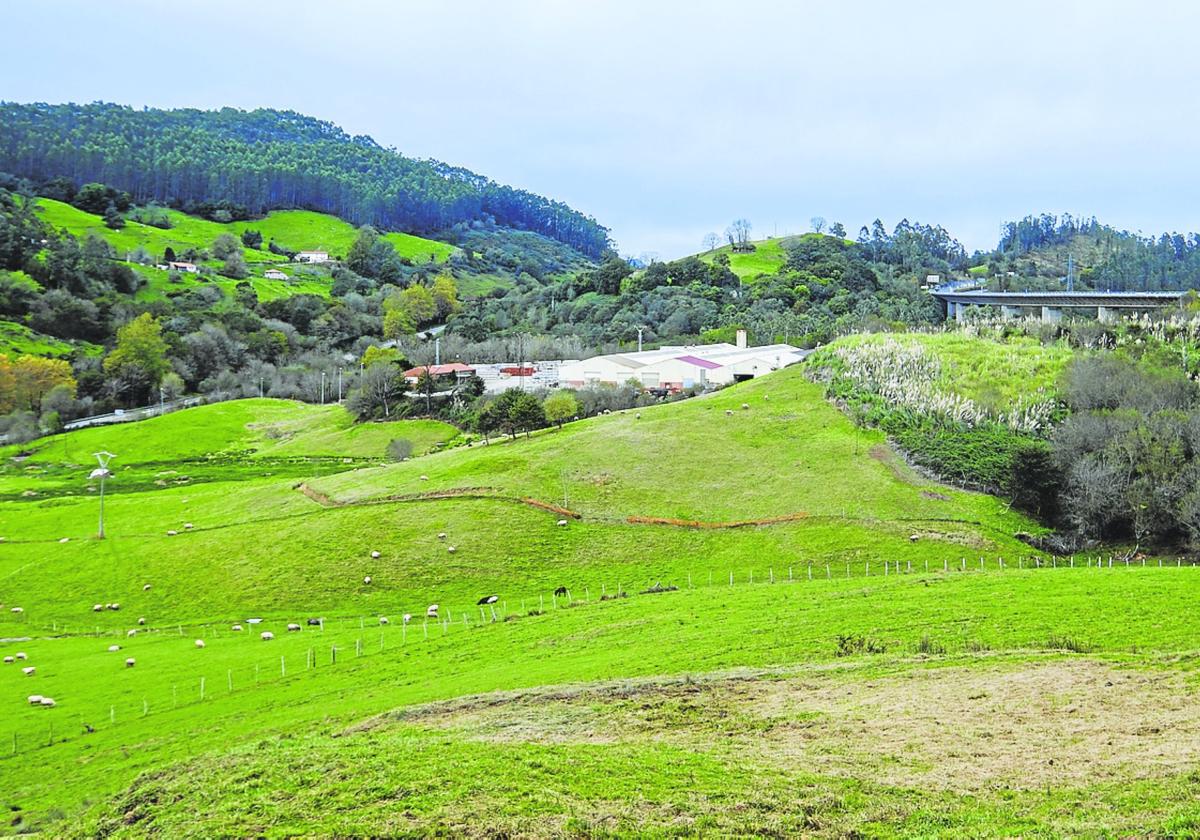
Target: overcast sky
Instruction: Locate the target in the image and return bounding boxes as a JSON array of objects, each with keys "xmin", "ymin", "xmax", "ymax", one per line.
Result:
[{"xmin": 5, "ymin": 0, "xmax": 1199, "ymax": 257}]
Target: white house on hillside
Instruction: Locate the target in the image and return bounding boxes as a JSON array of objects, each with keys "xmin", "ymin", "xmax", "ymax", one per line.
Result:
[{"xmin": 295, "ymin": 250, "xmax": 330, "ymax": 264}]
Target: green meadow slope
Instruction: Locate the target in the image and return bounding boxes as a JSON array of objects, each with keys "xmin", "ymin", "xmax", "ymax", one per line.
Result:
[{"xmin": 2, "ymin": 367, "xmax": 1199, "ymax": 836}]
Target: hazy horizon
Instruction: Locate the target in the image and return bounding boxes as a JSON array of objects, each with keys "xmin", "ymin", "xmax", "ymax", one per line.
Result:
[{"xmin": 6, "ymin": 0, "xmax": 1200, "ymax": 258}]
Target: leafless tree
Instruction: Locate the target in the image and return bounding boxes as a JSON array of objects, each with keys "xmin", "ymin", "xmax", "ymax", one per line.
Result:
[
  {"xmin": 701, "ymin": 232, "xmax": 719, "ymax": 252},
  {"xmin": 810, "ymin": 216, "xmax": 827, "ymax": 234}
]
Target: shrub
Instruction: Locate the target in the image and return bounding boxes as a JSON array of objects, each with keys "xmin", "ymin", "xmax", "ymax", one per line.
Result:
[
  {"xmin": 387, "ymin": 438, "xmax": 413, "ymax": 461},
  {"xmin": 1042, "ymin": 633, "xmax": 1090, "ymax": 653},
  {"xmin": 835, "ymin": 633, "xmax": 886, "ymax": 657},
  {"xmin": 914, "ymin": 634, "xmax": 945, "ymax": 655}
]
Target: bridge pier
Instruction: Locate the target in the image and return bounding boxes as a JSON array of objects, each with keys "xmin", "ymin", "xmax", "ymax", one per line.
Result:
[
  {"xmin": 1000, "ymin": 305, "xmax": 1023, "ymax": 320},
  {"xmin": 1041, "ymin": 306, "xmax": 1062, "ymax": 323},
  {"xmin": 1097, "ymin": 305, "xmax": 1118, "ymax": 324}
]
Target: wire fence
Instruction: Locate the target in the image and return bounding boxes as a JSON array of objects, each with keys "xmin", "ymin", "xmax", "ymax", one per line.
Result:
[{"xmin": 3, "ymin": 551, "xmax": 1196, "ymax": 759}]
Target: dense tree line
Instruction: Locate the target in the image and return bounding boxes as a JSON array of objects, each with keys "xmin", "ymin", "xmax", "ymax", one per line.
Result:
[{"xmin": 0, "ymin": 103, "xmax": 611, "ymax": 257}]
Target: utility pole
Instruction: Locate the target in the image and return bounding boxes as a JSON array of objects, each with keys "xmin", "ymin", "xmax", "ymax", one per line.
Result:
[
  {"xmin": 259, "ymin": 377, "xmax": 264, "ymax": 399},
  {"xmin": 636, "ymin": 327, "xmax": 645, "ymax": 353},
  {"xmin": 159, "ymin": 386, "xmax": 164, "ymax": 414},
  {"xmin": 91, "ymin": 451, "xmax": 115, "ymax": 539},
  {"xmin": 320, "ymin": 371, "xmax": 326, "ymax": 405},
  {"xmin": 337, "ymin": 368, "xmax": 343, "ymax": 402}
]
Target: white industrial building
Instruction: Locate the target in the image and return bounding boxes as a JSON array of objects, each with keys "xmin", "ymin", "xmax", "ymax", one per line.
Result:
[{"xmin": 558, "ymin": 330, "xmax": 806, "ymax": 391}]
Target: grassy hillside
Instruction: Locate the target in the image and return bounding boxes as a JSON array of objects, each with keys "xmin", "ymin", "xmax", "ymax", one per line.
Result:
[
  {"xmin": 698, "ymin": 236, "xmax": 790, "ymax": 280},
  {"xmin": 33, "ymin": 198, "xmax": 456, "ymax": 303},
  {"xmin": 2, "ymin": 367, "xmax": 1198, "ymax": 835}
]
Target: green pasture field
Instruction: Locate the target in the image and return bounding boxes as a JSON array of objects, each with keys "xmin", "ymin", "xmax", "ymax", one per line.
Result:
[{"xmin": 0, "ymin": 367, "xmax": 1196, "ymax": 835}]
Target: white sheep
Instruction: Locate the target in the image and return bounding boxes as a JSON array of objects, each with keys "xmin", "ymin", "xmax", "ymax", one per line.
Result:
[
  {"xmin": 437, "ymin": 532, "xmax": 447, "ymax": 540},
  {"xmin": 403, "ymin": 613, "xmax": 412, "ymax": 624},
  {"xmin": 126, "ymin": 629, "xmax": 137, "ymax": 637},
  {"xmin": 184, "ymin": 523, "xmax": 193, "ymax": 530},
  {"xmin": 9, "ymin": 607, "xmax": 22, "ymax": 613},
  {"xmin": 92, "ymin": 604, "xmax": 103, "ymax": 612},
  {"xmin": 22, "ymin": 666, "xmax": 35, "ymax": 675},
  {"xmin": 247, "ymin": 618, "xmax": 263, "ymax": 624},
  {"xmin": 447, "ymin": 546, "xmax": 456, "ymax": 554},
  {"xmin": 2, "ymin": 656, "xmax": 12, "ymax": 664},
  {"xmin": 426, "ymin": 604, "xmax": 439, "ymax": 618},
  {"xmin": 635, "ymin": 413, "xmax": 641, "ymax": 419},
  {"xmin": 107, "ymin": 645, "xmax": 120, "ymax": 652},
  {"xmin": 38, "ymin": 697, "xmax": 55, "ymax": 707},
  {"xmin": 125, "ymin": 658, "xmax": 136, "ymax": 667},
  {"xmin": 557, "ymin": 519, "xmax": 568, "ymax": 527},
  {"xmin": 59, "ymin": 538, "xmax": 69, "ymax": 544},
  {"xmin": 763, "ymin": 394, "xmax": 770, "ymax": 401},
  {"xmin": 379, "ymin": 616, "xmax": 389, "ymax": 625},
  {"xmin": 231, "ymin": 624, "xmax": 243, "ymax": 632},
  {"xmin": 725, "ymin": 409, "xmax": 733, "ymax": 416},
  {"xmin": 363, "ymin": 575, "xmax": 372, "ymax": 585},
  {"xmin": 27, "ymin": 695, "xmax": 42, "ymax": 705},
  {"xmin": 741, "ymin": 403, "xmax": 750, "ymax": 410},
  {"xmin": 166, "ymin": 530, "xmax": 178, "ymax": 536},
  {"xmin": 16, "ymin": 652, "xmax": 26, "ymax": 660},
  {"xmin": 194, "ymin": 639, "xmax": 206, "ymax": 649},
  {"xmin": 286, "ymin": 623, "xmax": 301, "ymax": 632},
  {"xmin": 108, "ymin": 603, "xmax": 120, "ymax": 611},
  {"xmin": 260, "ymin": 631, "xmax": 274, "ymax": 641},
  {"xmin": 419, "ymin": 474, "xmax": 429, "ymax": 481},
  {"xmin": 137, "ymin": 617, "xmax": 145, "ymax": 625},
  {"xmin": 143, "ymin": 584, "xmax": 151, "ymax": 591},
  {"xmin": 370, "ymin": 550, "xmax": 381, "ymax": 559}
]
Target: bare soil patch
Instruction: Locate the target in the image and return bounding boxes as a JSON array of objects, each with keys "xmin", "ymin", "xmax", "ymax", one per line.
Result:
[{"xmin": 370, "ymin": 660, "xmax": 1200, "ymax": 792}]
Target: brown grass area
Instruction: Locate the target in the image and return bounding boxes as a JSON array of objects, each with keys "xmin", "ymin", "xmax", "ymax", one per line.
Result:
[{"xmin": 366, "ymin": 660, "xmax": 1200, "ymax": 792}]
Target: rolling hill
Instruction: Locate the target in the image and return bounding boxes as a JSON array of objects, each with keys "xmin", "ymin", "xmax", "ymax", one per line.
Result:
[{"xmin": 5, "ymin": 360, "xmax": 1199, "ymax": 835}]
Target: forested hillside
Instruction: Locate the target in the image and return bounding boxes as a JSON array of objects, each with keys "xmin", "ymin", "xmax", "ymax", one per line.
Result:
[{"xmin": 0, "ymin": 103, "xmax": 610, "ymax": 257}]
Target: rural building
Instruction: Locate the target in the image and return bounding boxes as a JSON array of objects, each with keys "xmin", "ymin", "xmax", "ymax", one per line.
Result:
[
  {"xmin": 403, "ymin": 362, "xmax": 476, "ymax": 385},
  {"xmin": 295, "ymin": 250, "xmax": 330, "ymax": 263},
  {"xmin": 168, "ymin": 261, "xmax": 198, "ymax": 273},
  {"xmin": 263, "ymin": 268, "xmax": 289, "ymax": 280},
  {"xmin": 558, "ymin": 330, "xmax": 806, "ymax": 391}
]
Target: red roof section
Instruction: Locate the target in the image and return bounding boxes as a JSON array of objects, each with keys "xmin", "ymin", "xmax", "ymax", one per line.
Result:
[
  {"xmin": 403, "ymin": 363, "xmax": 475, "ymax": 378},
  {"xmin": 674, "ymin": 355, "xmax": 722, "ymax": 370}
]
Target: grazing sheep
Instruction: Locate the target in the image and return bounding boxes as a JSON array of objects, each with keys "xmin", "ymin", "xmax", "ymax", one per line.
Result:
[
  {"xmin": 27, "ymin": 695, "xmax": 42, "ymax": 705},
  {"xmin": 419, "ymin": 475, "xmax": 429, "ymax": 481},
  {"xmin": 108, "ymin": 603, "xmax": 120, "ymax": 611},
  {"xmin": 635, "ymin": 412, "xmax": 641, "ymax": 419},
  {"xmin": 143, "ymin": 584, "xmax": 151, "ymax": 591},
  {"xmin": 10, "ymin": 607, "xmax": 22, "ymax": 613},
  {"xmin": 59, "ymin": 538, "xmax": 69, "ymax": 544},
  {"xmin": 39, "ymin": 697, "xmax": 55, "ymax": 707},
  {"xmin": 476, "ymin": 595, "xmax": 499, "ymax": 606},
  {"xmin": 764, "ymin": 394, "xmax": 770, "ymax": 401},
  {"xmin": 556, "ymin": 519, "xmax": 568, "ymax": 527},
  {"xmin": 378, "ymin": 616, "xmax": 389, "ymax": 625},
  {"xmin": 741, "ymin": 403, "xmax": 750, "ymax": 410},
  {"xmin": 909, "ymin": 534, "xmax": 920, "ymax": 543},
  {"xmin": 231, "ymin": 624, "xmax": 243, "ymax": 632},
  {"xmin": 184, "ymin": 523, "xmax": 193, "ymax": 530},
  {"xmin": 306, "ymin": 618, "xmax": 321, "ymax": 626},
  {"xmin": 166, "ymin": 530, "xmax": 178, "ymax": 536},
  {"xmin": 287, "ymin": 623, "xmax": 301, "ymax": 632},
  {"xmin": 21, "ymin": 666, "xmax": 35, "ymax": 675},
  {"xmin": 260, "ymin": 631, "xmax": 274, "ymax": 641},
  {"xmin": 402, "ymin": 614, "xmax": 412, "ymax": 624},
  {"xmin": 426, "ymin": 604, "xmax": 439, "ymax": 619},
  {"xmin": 246, "ymin": 618, "xmax": 263, "ymax": 625},
  {"xmin": 725, "ymin": 409, "xmax": 733, "ymax": 416},
  {"xmin": 126, "ymin": 629, "xmax": 137, "ymax": 637},
  {"xmin": 92, "ymin": 604, "xmax": 103, "ymax": 612},
  {"xmin": 554, "ymin": 586, "xmax": 568, "ymax": 597},
  {"xmin": 370, "ymin": 550, "xmax": 381, "ymax": 559},
  {"xmin": 447, "ymin": 546, "xmax": 456, "ymax": 554},
  {"xmin": 125, "ymin": 658, "xmax": 135, "ymax": 667},
  {"xmin": 194, "ymin": 639, "xmax": 206, "ymax": 649},
  {"xmin": 107, "ymin": 645, "xmax": 120, "ymax": 652},
  {"xmin": 363, "ymin": 575, "xmax": 372, "ymax": 585},
  {"xmin": 437, "ymin": 532, "xmax": 447, "ymax": 540},
  {"xmin": 16, "ymin": 652, "xmax": 26, "ymax": 660},
  {"xmin": 2, "ymin": 656, "xmax": 12, "ymax": 664},
  {"xmin": 137, "ymin": 617, "xmax": 145, "ymax": 625}
]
